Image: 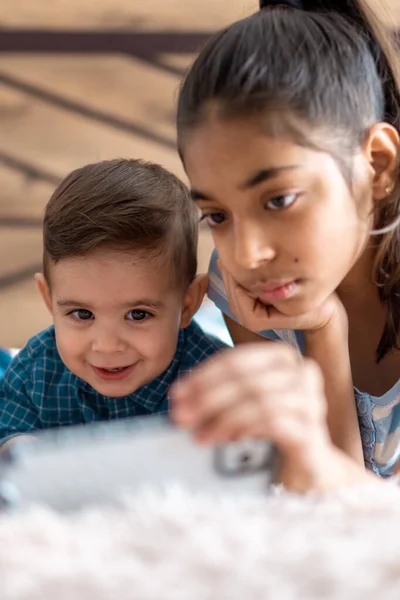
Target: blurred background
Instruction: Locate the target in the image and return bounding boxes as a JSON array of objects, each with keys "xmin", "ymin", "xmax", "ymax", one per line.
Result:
[{"xmin": 0, "ymin": 0, "xmax": 398, "ymax": 347}]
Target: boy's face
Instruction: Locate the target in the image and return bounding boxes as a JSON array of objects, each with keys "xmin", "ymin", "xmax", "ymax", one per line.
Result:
[{"xmin": 36, "ymin": 249, "xmax": 205, "ymax": 398}]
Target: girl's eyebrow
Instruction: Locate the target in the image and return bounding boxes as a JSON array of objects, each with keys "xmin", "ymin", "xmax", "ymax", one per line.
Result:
[
  {"xmin": 190, "ymin": 189, "xmax": 210, "ymax": 201},
  {"xmin": 239, "ymin": 165, "xmax": 300, "ymax": 190},
  {"xmin": 190, "ymin": 165, "xmax": 300, "ymax": 201}
]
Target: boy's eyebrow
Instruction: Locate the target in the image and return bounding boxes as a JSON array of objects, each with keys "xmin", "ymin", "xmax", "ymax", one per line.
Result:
[
  {"xmin": 57, "ymin": 299, "xmax": 167, "ymax": 309},
  {"xmin": 57, "ymin": 300, "xmax": 92, "ymax": 308},
  {"xmin": 190, "ymin": 165, "xmax": 300, "ymax": 201},
  {"xmin": 124, "ymin": 299, "xmax": 167, "ymax": 310}
]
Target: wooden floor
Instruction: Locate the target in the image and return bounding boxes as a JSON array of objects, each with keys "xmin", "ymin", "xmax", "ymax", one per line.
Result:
[{"xmin": 0, "ymin": 0, "xmax": 398, "ymax": 347}]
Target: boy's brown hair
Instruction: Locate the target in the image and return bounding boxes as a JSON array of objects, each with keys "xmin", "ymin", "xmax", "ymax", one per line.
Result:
[{"xmin": 43, "ymin": 158, "xmax": 198, "ymax": 288}]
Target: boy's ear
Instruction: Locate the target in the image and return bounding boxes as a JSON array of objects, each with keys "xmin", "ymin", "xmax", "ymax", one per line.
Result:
[
  {"xmin": 180, "ymin": 274, "xmax": 208, "ymax": 329},
  {"xmin": 34, "ymin": 273, "xmax": 53, "ymax": 315},
  {"xmin": 364, "ymin": 122, "xmax": 399, "ymax": 201}
]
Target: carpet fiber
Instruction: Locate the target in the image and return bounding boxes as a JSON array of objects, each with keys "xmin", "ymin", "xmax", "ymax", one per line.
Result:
[{"xmin": 2, "ymin": 483, "xmax": 400, "ymax": 599}]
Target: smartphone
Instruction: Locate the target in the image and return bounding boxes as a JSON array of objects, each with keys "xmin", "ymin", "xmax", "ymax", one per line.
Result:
[{"xmin": 0, "ymin": 415, "xmax": 277, "ymax": 512}]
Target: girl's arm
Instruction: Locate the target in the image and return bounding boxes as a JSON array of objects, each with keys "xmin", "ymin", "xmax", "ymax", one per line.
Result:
[
  {"xmin": 224, "ymin": 303, "xmax": 364, "ymax": 465},
  {"xmin": 223, "ymin": 315, "xmax": 270, "ymax": 345},
  {"xmin": 304, "ymin": 315, "xmax": 364, "ymax": 466}
]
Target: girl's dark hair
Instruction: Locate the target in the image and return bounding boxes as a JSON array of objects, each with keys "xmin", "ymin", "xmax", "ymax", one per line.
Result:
[{"xmin": 177, "ymin": 0, "xmax": 400, "ymax": 362}]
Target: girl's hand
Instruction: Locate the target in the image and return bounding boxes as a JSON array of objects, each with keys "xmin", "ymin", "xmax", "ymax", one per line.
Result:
[
  {"xmin": 219, "ymin": 262, "xmax": 364, "ymax": 466},
  {"xmin": 171, "ymin": 343, "xmax": 372, "ymax": 493},
  {"xmin": 219, "ymin": 262, "xmax": 347, "ymax": 335}
]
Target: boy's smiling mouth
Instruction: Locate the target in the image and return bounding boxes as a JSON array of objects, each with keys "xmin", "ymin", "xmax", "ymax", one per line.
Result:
[{"xmin": 91, "ymin": 364, "xmax": 137, "ymax": 381}]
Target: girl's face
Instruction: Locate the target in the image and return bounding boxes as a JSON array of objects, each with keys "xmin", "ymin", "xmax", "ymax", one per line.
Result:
[{"xmin": 183, "ymin": 116, "xmax": 375, "ymax": 315}]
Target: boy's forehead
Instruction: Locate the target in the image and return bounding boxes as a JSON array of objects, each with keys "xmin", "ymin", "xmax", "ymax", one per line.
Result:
[{"xmin": 48, "ymin": 250, "xmax": 177, "ymax": 302}]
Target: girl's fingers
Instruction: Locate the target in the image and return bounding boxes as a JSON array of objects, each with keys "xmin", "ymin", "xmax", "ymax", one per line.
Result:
[
  {"xmin": 173, "ymin": 366, "xmax": 301, "ymax": 427},
  {"xmin": 194, "ymin": 388, "xmax": 325, "ymax": 451},
  {"xmin": 175, "ymin": 357, "xmax": 327, "ymax": 456},
  {"xmin": 219, "ymin": 264, "xmax": 260, "ymax": 325},
  {"xmin": 171, "ymin": 343, "xmax": 298, "ymax": 408},
  {"xmin": 172, "ymin": 379, "xmax": 241, "ymax": 426},
  {"xmin": 218, "ymin": 260, "xmax": 338, "ymax": 333},
  {"xmin": 227, "ymin": 284, "xmax": 304, "ymax": 332},
  {"xmin": 195, "ymin": 398, "xmax": 269, "ymax": 443},
  {"xmin": 221, "ymin": 265, "xmax": 297, "ymax": 332}
]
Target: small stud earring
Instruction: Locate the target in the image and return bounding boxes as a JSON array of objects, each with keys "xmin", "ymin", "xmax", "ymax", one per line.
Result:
[{"xmin": 385, "ymin": 184, "xmax": 394, "ymax": 196}]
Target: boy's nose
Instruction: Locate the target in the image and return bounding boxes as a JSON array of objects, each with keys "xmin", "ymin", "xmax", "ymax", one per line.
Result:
[{"xmin": 91, "ymin": 328, "xmax": 126, "ymax": 354}]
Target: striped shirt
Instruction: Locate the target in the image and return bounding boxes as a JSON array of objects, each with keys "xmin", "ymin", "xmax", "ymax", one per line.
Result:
[
  {"xmin": 0, "ymin": 321, "xmax": 225, "ymax": 446},
  {"xmin": 208, "ymin": 248, "xmax": 400, "ymax": 477}
]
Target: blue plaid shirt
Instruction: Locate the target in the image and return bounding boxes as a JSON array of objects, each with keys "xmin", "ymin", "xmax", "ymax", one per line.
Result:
[
  {"xmin": 0, "ymin": 347, "xmax": 12, "ymax": 380},
  {"xmin": 0, "ymin": 321, "xmax": 225, "ymax": 446}
]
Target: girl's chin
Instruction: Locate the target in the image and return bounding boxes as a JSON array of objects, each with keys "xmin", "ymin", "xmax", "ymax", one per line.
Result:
[{"xmin": 259, "ymin": 295, "xmax": 316, "ymax": 318}]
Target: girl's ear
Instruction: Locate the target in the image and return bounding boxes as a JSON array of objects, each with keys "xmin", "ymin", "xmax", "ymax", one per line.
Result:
[{"xmin": 364, "ymin": 122, "xmax": 399, "ymax": 201}]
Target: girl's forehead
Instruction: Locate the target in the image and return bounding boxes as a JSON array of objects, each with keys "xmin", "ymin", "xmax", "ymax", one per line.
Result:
[
  {"xmin": 184, "ymin": 114, "xmax": 315, "ymax": 160},
  {"xmin": 185, "ymin": 121, "xmax": 320, "ymax": 182}
]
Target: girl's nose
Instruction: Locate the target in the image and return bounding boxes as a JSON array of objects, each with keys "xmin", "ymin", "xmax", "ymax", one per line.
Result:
[{"xmin": 233, "ymin": 221, "xmax": 276, "ymax": 270}]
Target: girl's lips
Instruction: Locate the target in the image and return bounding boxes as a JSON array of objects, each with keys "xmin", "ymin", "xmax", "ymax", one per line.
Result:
[{"xmin": 255, "ymin": 280, "xmax": 299, "ymax": 302}]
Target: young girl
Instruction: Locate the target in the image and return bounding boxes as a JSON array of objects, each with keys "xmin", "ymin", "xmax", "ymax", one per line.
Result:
[{"xmin": 170, "ymin": 0, "xmax": 400, "ymax": 491}]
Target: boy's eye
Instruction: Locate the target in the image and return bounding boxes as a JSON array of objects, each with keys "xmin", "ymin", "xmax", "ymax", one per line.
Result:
[
  {"xmin": 200, "ymin": 212, "xmax": 226, "ymax": 227},
  {"xmin": 69, "ymin": 309, "xmax": 93, "ymax": 321},
  {"xmin": 127, "ymin": 309, "xmax": 151, "ymax": 321},
  {"xmin": 266, "ymin": 193, "xmax": 297, "ymax": 211}
]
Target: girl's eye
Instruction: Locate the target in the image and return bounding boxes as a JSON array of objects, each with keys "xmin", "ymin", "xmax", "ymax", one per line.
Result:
[
  {"xmin": 200, "ymin": 212, "xmax": 226, "ymax": 227},
  {"xmin": 68, "ymin": 309, "xmax": 93, "ymax": 321},
  {"xmin": 266, "ymin": 193, "xmax": 297, "ymax": 211},
  {"xmin": 127, "ymin": 309, "xmax": 151, "ymax": 321}
]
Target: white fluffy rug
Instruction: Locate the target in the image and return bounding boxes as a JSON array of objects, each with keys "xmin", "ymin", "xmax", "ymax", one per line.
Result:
[{"xmin": 2, "ymin": 483, "xmax": 400, "ymax": 600}]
